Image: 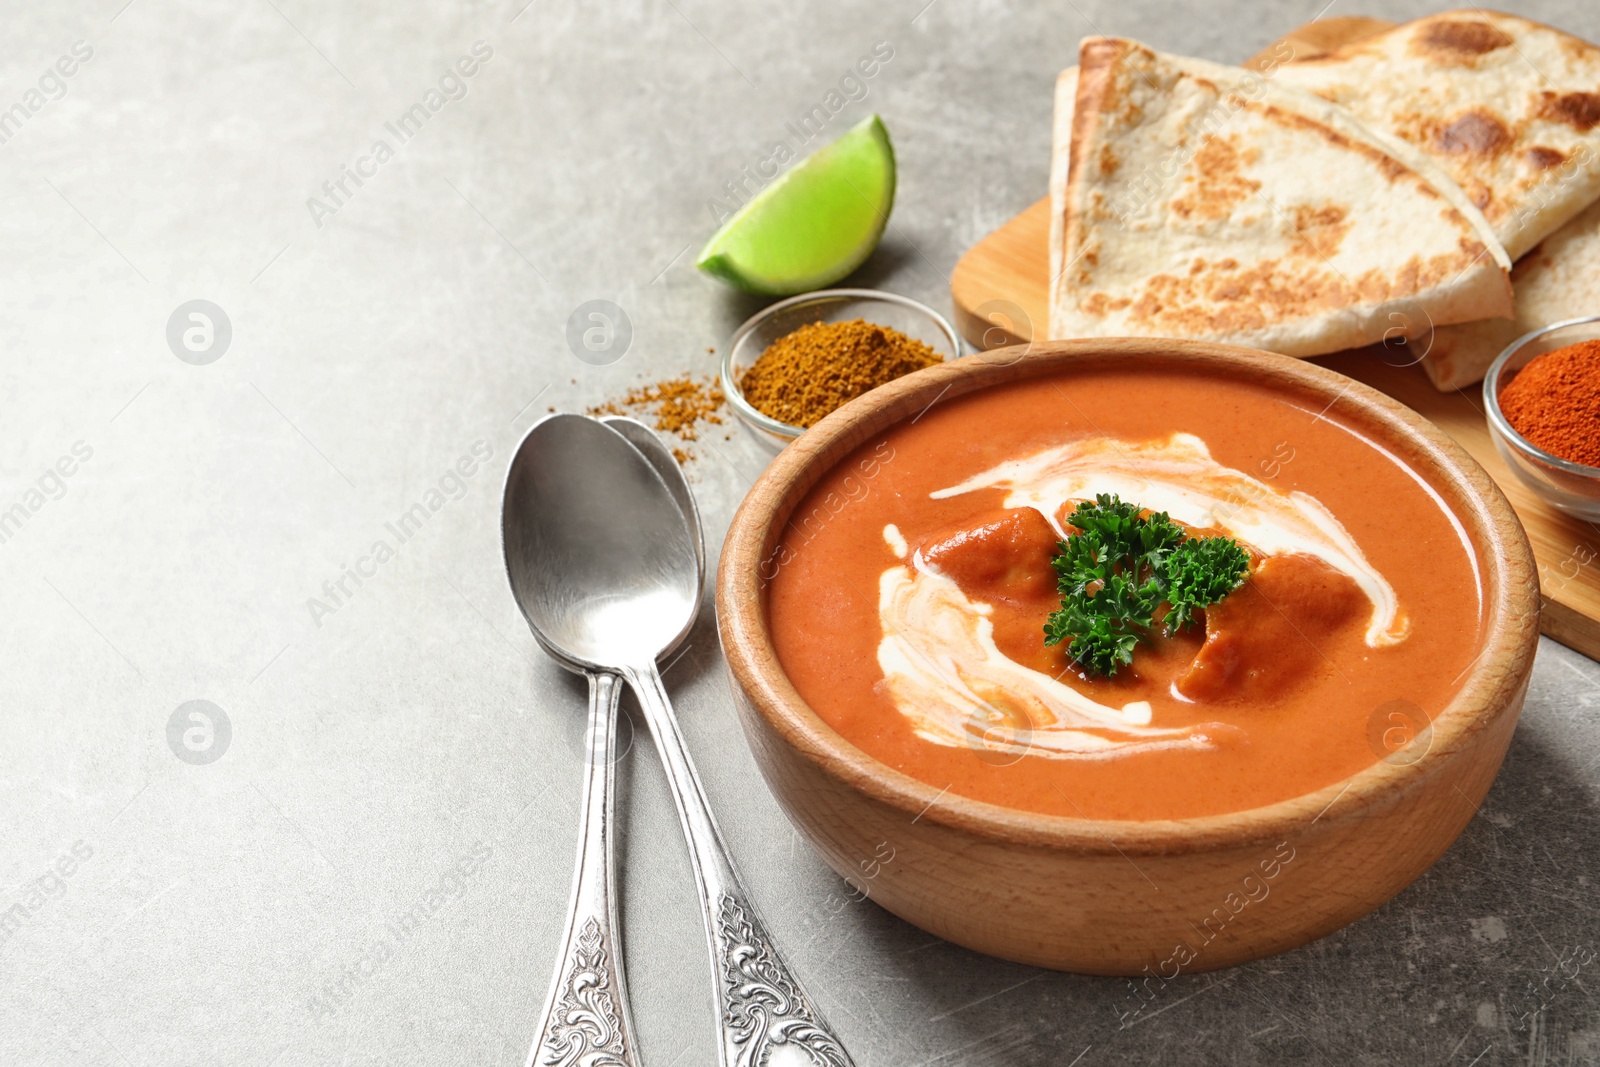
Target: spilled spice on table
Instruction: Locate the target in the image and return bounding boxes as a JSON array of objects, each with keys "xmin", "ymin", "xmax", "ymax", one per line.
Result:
[
  {"xmin": 739, "ymin": 318, "xmax": 941, "ymax": 428},
  {"xmin": 1498, "ymin": 340, "xmax": 1600, "ymax": 468},
  {"xmin": 588, "ymin": 374, "xmax": 725, "ymax": 460}
]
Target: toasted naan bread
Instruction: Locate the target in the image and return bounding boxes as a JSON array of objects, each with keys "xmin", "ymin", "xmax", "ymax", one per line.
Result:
[
  {"xmin": 1051, "ymin": 38, "xmax": 1512, "ymax": 357},
  {"xmin": 1273, "ymin": 11, "xmax": 1600, "ymax": 262},
  {"xmin": 1423, "ymin": 197, "xmax": 1600, "ymax": 390}
]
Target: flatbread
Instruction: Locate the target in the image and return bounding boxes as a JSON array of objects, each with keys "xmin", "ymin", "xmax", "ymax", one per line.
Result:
[
  {"xmin": 1273, "ymin": 11, "xmax": 1600, "ymax": 262},
  {"xmin": 1046, "ymin": 65, "xmax": 1079, "ymax": 333},
  {"xmin": 1051, "ymin": 38, "xmax": 1513, "ymax": 357},
  {"xmin": 1423, "ymin": 197, "xmax": 1600, "ymax": 390}
]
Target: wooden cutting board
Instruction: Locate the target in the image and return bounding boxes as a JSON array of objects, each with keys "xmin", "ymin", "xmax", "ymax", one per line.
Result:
[{"xmin": 948, "ymin": 16, "xmax": 1600, "ymax": 660}]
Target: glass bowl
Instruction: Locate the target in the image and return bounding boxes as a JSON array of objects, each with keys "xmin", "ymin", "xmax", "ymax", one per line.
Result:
[
  {"xmin": 720, "ymin": 289, "xmax": 963, "ymax": 451},
  {"xmin": 1483, "ymin": 314, "xmax": 1600, "ymax": 520}
]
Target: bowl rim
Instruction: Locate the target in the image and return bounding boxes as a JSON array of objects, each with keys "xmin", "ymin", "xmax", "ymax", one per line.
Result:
[
  {"xmin": 719, "ymin": 288, "xmax": 964, "ymax": 440},
  {"xmin": 1483, "ymin": 313, "xmax": 1600, "ymax": 477},
  {"xmin": 716, "ymin": 337, "xmax": 1540, "ymax": 855}
]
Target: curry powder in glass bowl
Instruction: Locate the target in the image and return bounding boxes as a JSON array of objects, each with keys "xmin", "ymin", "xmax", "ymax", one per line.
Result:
[{"xmin": 721, "ymin": 289, "xmax": 961, "ymax": 450}]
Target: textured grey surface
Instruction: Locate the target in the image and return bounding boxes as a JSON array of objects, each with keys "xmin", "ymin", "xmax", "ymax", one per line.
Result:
[{"xmin": 3, "ymin": 1, "xmax": 1600, "ymax": 1064}]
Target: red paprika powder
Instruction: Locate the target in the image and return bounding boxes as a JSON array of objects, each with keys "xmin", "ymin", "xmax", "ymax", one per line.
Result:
[{"xmin": 1498, "ymin": 340, "xmax": 1600, "ymax": 468}]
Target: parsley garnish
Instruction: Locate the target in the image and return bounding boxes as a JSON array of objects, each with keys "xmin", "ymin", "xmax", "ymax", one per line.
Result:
[{"xmin": 1043, "ymin": 494, "xmax": 1250, "ymax": 678}]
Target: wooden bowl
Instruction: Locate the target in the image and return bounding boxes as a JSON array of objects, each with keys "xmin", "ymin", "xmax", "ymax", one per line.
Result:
[{"xmin": 716, "ymin": 338, "xmax": 1540, "ymax": 975}]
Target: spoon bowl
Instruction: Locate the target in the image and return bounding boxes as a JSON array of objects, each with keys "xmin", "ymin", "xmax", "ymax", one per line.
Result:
[
  {"xmin": 602, "ymin": 415, "xmax": 706, "ymax": 583},
  {"xmin": 502, "ymin": 413, "xmax": 699, "ymax": 669}
]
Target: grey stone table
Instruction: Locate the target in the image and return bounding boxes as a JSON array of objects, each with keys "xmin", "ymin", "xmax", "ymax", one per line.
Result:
[{"xmin": 3, "ymin": 0, "xmax": 1598, "ymax": 1064}]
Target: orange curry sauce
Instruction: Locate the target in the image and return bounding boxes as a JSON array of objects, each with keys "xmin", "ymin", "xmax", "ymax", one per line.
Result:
[{"xmin": 766, "ymin": 368, "xmax": 1485, "ymax": 820}]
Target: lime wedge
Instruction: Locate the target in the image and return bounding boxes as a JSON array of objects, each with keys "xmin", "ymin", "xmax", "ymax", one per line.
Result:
[{"xmin": 697, "ymin": 115, "xmax": 896, "ymax": 296}]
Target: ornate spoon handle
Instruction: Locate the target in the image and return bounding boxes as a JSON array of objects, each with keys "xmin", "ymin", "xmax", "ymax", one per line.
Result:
[
  {"xmin": 624, "ymin": 660, "xmax": 855, "ymax": 1067},
  {"xmin": 526, "ymin": 670, "xmax": 639, "ymax": 1067}
]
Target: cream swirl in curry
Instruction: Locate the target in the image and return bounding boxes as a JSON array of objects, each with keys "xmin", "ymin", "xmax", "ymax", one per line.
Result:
[{"xmin": 876, "ymin": 433, "xmax": 1410, "ymax": 763}]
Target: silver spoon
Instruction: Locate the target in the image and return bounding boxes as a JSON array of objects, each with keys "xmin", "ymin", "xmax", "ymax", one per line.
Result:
[
  {"xmin": 506, "ymin": 418, "xmax": 687, "ymax": 1067},
  {"xmin": 503, "ymin": 413, "xmax": 856, "ymax": 1067},
  {"xmin": 502, "ymin": 413, "xmax": 650, "ymax": 1067}
]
